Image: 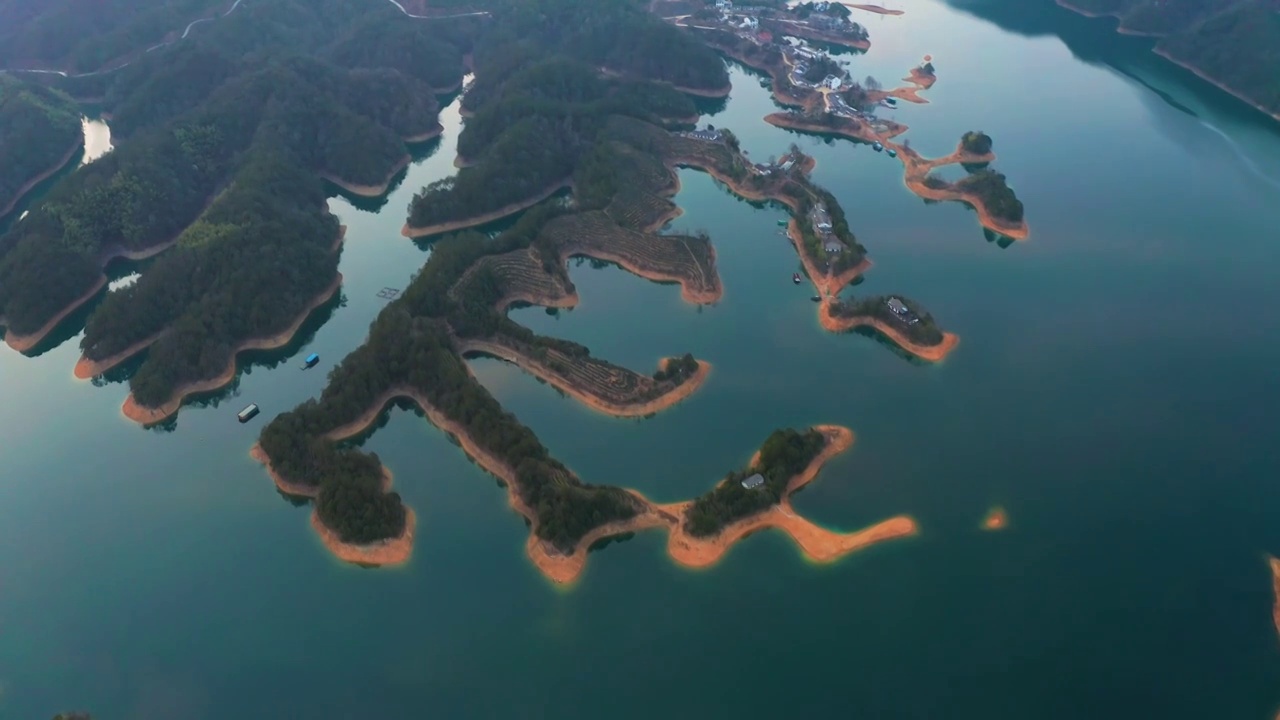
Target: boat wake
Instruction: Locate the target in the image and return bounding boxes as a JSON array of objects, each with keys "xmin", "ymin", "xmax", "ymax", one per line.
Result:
[{"xmin": 1197, "ymin": 119, "xmax": 1280, "ymax": 192}]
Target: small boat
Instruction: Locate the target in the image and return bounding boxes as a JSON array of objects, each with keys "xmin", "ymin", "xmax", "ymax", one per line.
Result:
[
  {"xmin": 872, "ymin": 142, "xmax": 883, "ymax": 152},
  {"xmin": 792, "ymin": 273, "xmax": 802, "ymax": 284},
  {"xmin": 886, "ymin": 148, "xmax": 898, "ymax": 158},
  {"xmin": 777, "ymin": 219, "xmax": 788, "ymax": 227},
  {"xmin": 301, "ymin": 352, "xmax": 319, "ymax": 369},
  {"xmin": 238, "ymin": 403, "xmax": 260, "ymax": 423},
  {"xmin": 810, "ymin": 295, "xmax": 822, "ymax": 302},
  {"xmin": 885, "ymin": 97, "xmax": 897, "ymax": 106}
]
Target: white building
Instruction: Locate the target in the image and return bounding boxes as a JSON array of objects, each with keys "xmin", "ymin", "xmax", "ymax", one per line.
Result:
[{"xmin": 824, "ymin": 75, "xmax": 842, "ymax": 90}]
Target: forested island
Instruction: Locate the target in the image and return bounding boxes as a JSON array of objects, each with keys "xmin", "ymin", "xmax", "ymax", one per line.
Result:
[
  {"xmin": 823, "ymin": 295, "xmax": 959, "ymax": 362},
  {"xmin": 0, "ymin": 76, "xmax": 83, "ymax": 220},
  {"xmin": 1, "ymin": 0, "xmax": 480, "ymax": 420},
  {"xmin": 1056, "ymin": 0, "xmax": 1280, "ymax": 121}
]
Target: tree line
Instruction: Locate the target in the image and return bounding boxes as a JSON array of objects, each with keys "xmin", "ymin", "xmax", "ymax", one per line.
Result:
[
  {"xmin": 0, "ymin": 77, "xmax": 83, "ymax": 217},
  {"xmin": 684, "ymin": 428, "xmax": 825, "ymax": 537}
]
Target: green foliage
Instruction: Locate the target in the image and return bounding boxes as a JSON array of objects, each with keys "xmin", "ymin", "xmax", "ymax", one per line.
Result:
[
  {"xmin": 828, "ymin": 295, "xmax": 945, "ymax": 346},
  {"xmin": 684, "ymin": 429, "xmax": 826, "ymax": 537},
  {"xmin": 955, "ymin": 168, "xmax": 1024, "ymax": 223},
  {"xmin": 961, "ymin": 130, "xmax": 993, "ymax": 156},
  {"xmin": 0, "ymin": 76, "xmax": 83, "ymax": 215}
]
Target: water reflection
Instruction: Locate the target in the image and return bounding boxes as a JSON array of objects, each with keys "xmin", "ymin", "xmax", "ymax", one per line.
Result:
[{"xmin": 81, "ymin": 116, "xmax": 113, "ymax": 165}]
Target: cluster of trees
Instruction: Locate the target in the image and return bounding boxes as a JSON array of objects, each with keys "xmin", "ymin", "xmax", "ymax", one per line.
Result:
[
  {"xmin": 792, "ymin": 1, "xmax": 853, "ymax": 19},
  {"xmin": 960, "ymin": 130, "xmax": 993, "ymax": 156},
  {"xmin": 801, "ymin": 56, "xmax": 844, "ymax": 84},
  {"xmin": 408, "ymin": 50, "xmax": 697, "ymax": 229},
  {"xmin": 955, "ymin": 169, "xmax": 1024, "ymax": 224},
  {"xmin": 81, "ymin": 150, "xmax": 341, "ymax": 408},
  {"xmin": 829, "ymin": 295, "xmax": 944, "ymax": 346},
  {"xmin": 260, "ymin": 219, "xmax": 644, "ymax": 549},
  {"xmin": 1, "ymin": 0, "xmax": 473, "ymax": 342},
  {"xmin": 483, "ymin": 0, "xmax": 728, "ymax": 92},
  {"xmin": 653, "ymin": 353, "xmax": 700, "ymax": 382},
  {"xmin": 0, "ymin": 77, "xmax": 83, "ymax": 216},
  {"xmin": 683, "ymin": 428, "xmax": 825, "ymax": 537}
]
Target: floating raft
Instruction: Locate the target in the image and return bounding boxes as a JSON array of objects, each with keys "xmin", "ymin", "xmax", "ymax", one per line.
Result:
[{"xmin": 238, "ymin": 404, "xmax": 260, "ymax": 423}]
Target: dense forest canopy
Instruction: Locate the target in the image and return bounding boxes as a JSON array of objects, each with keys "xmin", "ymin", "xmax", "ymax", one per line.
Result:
[
  {"xmin": 1059, "ymin": 0, "xmax": 1280, "ymax": 116},
  {"xmin": 0, "ymin": 0, "xmax": 474, "ymax": 349},
  {"xmin": 0, "ymin": 76, "xmax": 83, "ymax": 215},
  {"xmin": 684, "ymin": 429, "xmax": 825, "ymax": 537}
]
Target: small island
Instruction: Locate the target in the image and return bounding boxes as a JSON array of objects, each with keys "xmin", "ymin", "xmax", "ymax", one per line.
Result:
[
  {"xmin": 823, "ymin": 295, "xmax": 959, "ymax": 362},
  {"xmin": 981, "ymin": 506, "xmax": 1008, "ymax": 531}
]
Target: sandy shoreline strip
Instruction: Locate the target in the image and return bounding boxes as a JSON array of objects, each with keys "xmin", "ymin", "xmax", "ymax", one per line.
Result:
[
  {"xmin": 457, "ymin": 339, "xmax": 712, "ymax": 418},
  {"xmin": 401, "ymin": 179, "xmax": 571, "ymax": 238},
  {"xmin": 818, "ymin": 305, "xmax": 960, "ymax": 362},
  {"xmin": 120, "ymin": 272, "xmax": 343, "ymax": 426},
  {"xmin": 321, "ymin": 154, "xmax": 411, "ymax": 198},
  {"xmin": 981, "ymin": 506, "xmax": 1008, "ymax": 531},
  {"xmin": 267, "ymin": 388, "xmax": 916, "ymax": 582},
  {"xmin": 3, "ymin": 276, "xmax": 107, "ymax": 353},
  {"xmin": 404, "ymin": 123, "xmax": 445, "ymax": 144},
  {"xmin": 561, "ymin": 241, "xmax": 722, "ymax": 305},
  {"xmin": 0, "ymin": 137, "xmax": 83, "ymax": 220},
  {"xmin": 1152, "ymin": 48, "xmax": 1280, "ymax": 124},
  {"xmin": 847, "ymin": 3, "xmax": 904, "ymax": 16},
  {"xmin": 250, "ymin": 443, "xmax": 412, "ymax": 565},
  {"xmin": 73, "ymin": 330, "xmax": 164, "ymax": 379}
]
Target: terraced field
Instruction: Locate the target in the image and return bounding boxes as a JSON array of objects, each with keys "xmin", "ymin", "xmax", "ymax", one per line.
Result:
[
  {"xmin": 542, "ymin": 210, "xmax": 721, "ymax": 304},
  {"xmin": 459, "ymin": 335, "xmax": 701, "ymax": 415},
  {"xmin": 451, "ymin": 247, "xmax": 576, "ymax": 311}
]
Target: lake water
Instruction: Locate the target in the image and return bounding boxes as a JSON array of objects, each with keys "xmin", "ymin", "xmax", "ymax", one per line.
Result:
[{"xmin": 3, "ymin": 1, "xmax": 1280, "ymax": 717}]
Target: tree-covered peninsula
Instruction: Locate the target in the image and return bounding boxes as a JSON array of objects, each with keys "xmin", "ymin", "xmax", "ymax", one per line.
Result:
[
  {"xmin": 0, "ymin": 76, "xmax": 83, "ymax": 219},
  {"xmin": 1, "ymin": 0, "xmax": 476, "ymax": 380}
]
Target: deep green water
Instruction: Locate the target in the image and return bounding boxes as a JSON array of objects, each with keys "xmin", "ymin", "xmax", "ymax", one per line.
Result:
[{"xmin": 4, "ymin": 1, "xmax": 1280, "ymax": 717}]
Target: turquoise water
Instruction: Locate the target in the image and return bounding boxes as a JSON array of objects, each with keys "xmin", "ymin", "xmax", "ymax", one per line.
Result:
[{"xmin": 4, "ymin": 1, "xmax": 1280, "ymax": 717}]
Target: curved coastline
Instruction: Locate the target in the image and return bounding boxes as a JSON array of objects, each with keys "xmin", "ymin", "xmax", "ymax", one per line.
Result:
[
  {"xmin": 120, "ymin": 272, "xmax": 344, "ymax": 426},
  {"xmin": 3, "ymin": 193, "xmax": 224, "ymax": 354},
  {"xmin": 848, "ymin": 4, "xmax": 905, "ymax": 16},
  {"xmin": 76, "ymin": 223, "xmax": 345, "ymax": 379},
  {"xmin": 766, "ymin": 114, "xmax": 1030, "ymax": 239},
  {"xmin": 561, "ymin": 241, "xmax": 722, "ymax": 305},
  {"xmin": 3, "ymin": 276, "xmax": 107, "ymax": 353},
  {"xmin": 250, "ymin": 443, "xmax": 413, "ymax": 565},
  {"xmin": 401, "ymin": 179, "xmax": 571, "ymax": 238},
  {"xmin": 0, "ymin": 137, "xmax": 84, "ymax": 220},
  {"xmin": 818, "ymin": 304, "xmax": 960, "ymax": 362},
  {"xmin": 981, "ymin": 506, "xmax": 1008, "ymax": 531},
  {"xmin": 457, "ymin": 338, "xmax": 712, "ymax": 418},
  {"xmin": 321, "ymin": 153, "xmax": 412, "ymax": 198},
  {"xmin": 1152, "ymin": 48, "xmax": 1280, "ymax": 124},
  {"xmin": 269, "ymin": 391, "xmax": 916, "ymax": 582}
]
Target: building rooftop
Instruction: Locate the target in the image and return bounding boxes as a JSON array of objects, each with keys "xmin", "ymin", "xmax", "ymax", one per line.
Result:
[
  {"xmin": 887, "ymin": 297, "xmax": 909, "ymax": 315},
  {"xmin": 741, "ymin": 473, "xmax": 765, "ymax": 489}
]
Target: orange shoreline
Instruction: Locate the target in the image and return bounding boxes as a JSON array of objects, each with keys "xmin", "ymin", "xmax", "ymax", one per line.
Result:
[
  {"xmin": 263, "ymin": 388, "xmax": 917, "ymax": 582},
  {"xmin": 3, "ymin": 276, "xmax": 107, "ymax": 353},
  {"xmin": 120, "ymin": 272, "xmax": 343, "ymax": 426},
  {"xmin": 250, "ymin": 443, "xmax": 413, "ymax": 565},
  {"xmin": 3, "ymin": 193, "xmax": 222, "ymax": 354},
  {"xmin": 981, "ymin": 506, "xmax": 1008, "ymax": 531},
  {"xmin": 847, "ymin": 3, "xmax": 904, "ymax": 16},
  {"xmin": 0, "ymin": 136, "xmax": 83, "ymax": 220},
  {"xmin": 818, "ymin": 305, "xmax": 960, "ymax": 362},
  {"xmin": 321, "ymin": 154, "xmax": 411, "ymax": 198},
  {"xmin": 560, "ymin": 239, "xmax": 722, "ymax": 305},
  {"xmin": 457, "ymin": 338, "xmax": 712, "ymax": 418},
  {"xmin": 401, "ymin": 179, "xmax": 571, "ymax": 238},
  {"xmin": 768, "ymin": 114, "xmax": 1030, "ymax": 239}
]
